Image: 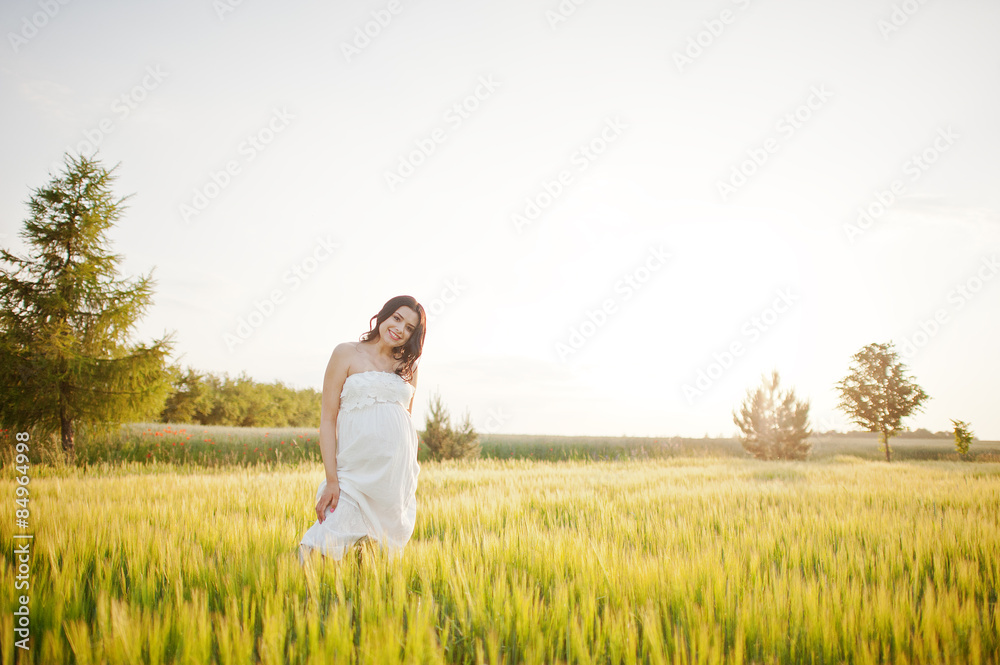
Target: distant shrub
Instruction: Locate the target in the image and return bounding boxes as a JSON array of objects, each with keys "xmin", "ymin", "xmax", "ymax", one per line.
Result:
[
  {"xmin": 734, "ymin": 370, "xmax": 812, "ymax": 461},
  {"xmin": 951, "ymin": 419, "xmax": 974, "ymax": 460},
  {"xmin": 420, "ymin": 392, "xmax": 481, "ymax": 461}
]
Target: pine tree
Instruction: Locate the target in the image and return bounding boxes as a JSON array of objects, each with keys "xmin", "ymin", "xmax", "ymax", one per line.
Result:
[
  {"xmin": 420, "ymin": 392, "xmax": 481, "ymax": 460},
  {"xmin": 421, "ymin": 392, "xmax": 451, "ymax": 459},
  {"xmin": 451, "ymin": 410, "xmax": 482, "ymax": 459},
  {"xmin": 0, "ymin": 154, "xmax": 174, "ymax": 460},
  {"xmin": 733, "ymin": 370, "xmax": 812, "ymax": 460},
  {"xmin": 835, "ymin": 342, "xmax": 929, "ymax": 462}
]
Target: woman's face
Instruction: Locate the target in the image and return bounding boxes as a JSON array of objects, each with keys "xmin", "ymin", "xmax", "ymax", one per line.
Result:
[{"xmin": 379, "ymin": 306, "xmax": 419, "ymax": 347}]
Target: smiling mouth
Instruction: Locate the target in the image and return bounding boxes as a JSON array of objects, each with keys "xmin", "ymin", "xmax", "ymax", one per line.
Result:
[{"xmin": 389, "ymin": 330, "xmax": 401, "ymax": 341}]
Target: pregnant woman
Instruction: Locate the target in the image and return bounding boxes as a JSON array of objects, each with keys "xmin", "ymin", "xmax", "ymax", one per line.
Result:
[{"xmin": 299, "ymin": 295, "xmax": 426, "ymax": 562}]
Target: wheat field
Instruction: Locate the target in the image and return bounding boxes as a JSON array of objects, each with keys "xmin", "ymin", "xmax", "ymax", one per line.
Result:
[{"xmin": 2, "ymin": 457, "xmax": 998, "ymax": 664}]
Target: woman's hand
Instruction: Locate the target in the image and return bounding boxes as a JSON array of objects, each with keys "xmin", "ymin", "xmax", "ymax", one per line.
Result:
[{"xmin": 316, "ymin": 481, "xmax": 341, "ymax": 523}]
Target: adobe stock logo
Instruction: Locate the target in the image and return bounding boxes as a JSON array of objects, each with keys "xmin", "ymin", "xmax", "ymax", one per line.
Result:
[
  {"xmin": 898, "ymin": 255, "xmax": 998, "ymax": 359},
  {"xmin": 224, "ymin": 236, "xmax": 339, "ymax": 351},
  {"xmin": 213, "ymin": 0, "xmax": 248, "ymax": 20},
  {"xmin": 512, "ymin": 116, "xmax": 628, "ymax": 233},
  {"xmin": 480, "ymin": 407, "xmax": 512, "ymax": 434},
  {"xmin": 340, "ymin": 0, "xmax": 408, "ymax": 62},
  {"xmin": 716, "ymin": 85, "xmax": 832, "ymax": 202},
  {"xmin": 672, "ymin": 0, "xmax": 754, "ymax": 73},
  {"xmin": 545, "ymin": 0, "xmax": 591, "ymax": 30},
  {"xmin": 7, "ymin": 0, "xmax": 72, "ymax": 53},
  {"xmin": 424, "ymin": 278, "xmax": 466, "ymax": 325},
  {"xmin": 842, "ymin": 126, "xmax": 958, "ymax": 243},
  {"xmin": 179, "ymin": 108, "xmax": 294, "ymax": 224},
  {"xmin": 877, "ymin": 0, "xmax": 932, "ymax": 40},
  {"xmin": 384, "ymin": 76, "xmax": 500, "ymax": 192},
  {"xmin": 47, "ymin": 65, "xmax": 168, "ymax": 174},
  {"xmin": 555, "ymin": 245, "xmax": 671, "ymax": 361},
  {"xmin": 682, "ymin": 288, "xmax": 798, "ymax": 404}
]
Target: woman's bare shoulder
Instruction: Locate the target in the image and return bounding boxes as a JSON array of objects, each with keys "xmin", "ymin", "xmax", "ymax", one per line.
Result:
[{"xmin": 327, "ymin": 342, "xmax": 361, "ymax": 371}]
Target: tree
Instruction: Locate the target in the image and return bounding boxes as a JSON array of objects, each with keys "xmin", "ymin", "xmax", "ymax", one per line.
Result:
[
  {"xmin": 834, "ymin": 342, "xmax": 929, "ymax": 462},
  {"xmin": 157, "ymin": 367, "xmax": 322, "ymax": 428},
  {"xmin": 420, "ymin": 392, "xmax": 481, "ymax": 460},
  {"xmin": 159, "ymin": 366, "xmax": 214, "ymax": 424},
  {"xmin": 733, "ymin": 370, "xmax": 812, "ymax": 460},
  {"xmin": 951, "ymin": 419, "xmax": 974, "ymax": 460},
  {"xmin": 0, "ymin": 154, "xmax": 174, "ymax": 460}
]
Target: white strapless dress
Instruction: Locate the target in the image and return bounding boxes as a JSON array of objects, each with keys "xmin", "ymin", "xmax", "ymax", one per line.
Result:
[{"xmin": 299, "ymin": 370, "xmax": 420, "ymax": 560}]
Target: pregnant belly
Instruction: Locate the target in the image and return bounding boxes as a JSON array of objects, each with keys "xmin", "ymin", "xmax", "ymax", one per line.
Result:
[{"xmin": 336, "ymin": 403, "xmax": 417, "ymax": 494}]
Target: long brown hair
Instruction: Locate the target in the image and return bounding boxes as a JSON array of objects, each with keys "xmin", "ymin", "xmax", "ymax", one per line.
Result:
[{"xmin": 358, "ymin": 295, "xmax": 426, "ymax": 381}]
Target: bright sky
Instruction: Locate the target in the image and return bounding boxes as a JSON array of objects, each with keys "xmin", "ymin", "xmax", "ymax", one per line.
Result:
[{"xmin": 2, "ymin": 0, "xmax": 998, "ymax": 440}]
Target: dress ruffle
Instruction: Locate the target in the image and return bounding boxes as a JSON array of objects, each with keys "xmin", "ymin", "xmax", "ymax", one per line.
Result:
[{"xmin": 338, "ymin": 370, "xmax": 414, "ymax": 413}]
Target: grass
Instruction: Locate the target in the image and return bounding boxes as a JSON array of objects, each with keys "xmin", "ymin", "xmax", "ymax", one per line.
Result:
[
  {"xmin": 476, "ymin": 432, "xmax": 1000, "ymax": 462},
  {"xmin": 6, "ymin": 424, "xmax": 998, "ymax": 468},
  {"xmin": 2, "ymin": 457, "xmax": 998, "ymax": 663}
]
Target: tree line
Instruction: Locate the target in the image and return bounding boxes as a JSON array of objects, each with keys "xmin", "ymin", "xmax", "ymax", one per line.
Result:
[{"xmin": 157, "ymin": 367, "xmax": 320, "ymax": 428}]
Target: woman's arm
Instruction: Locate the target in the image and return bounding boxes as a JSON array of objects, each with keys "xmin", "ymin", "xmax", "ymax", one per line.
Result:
[
  {"xmin": 319, "ymin": 343, "xmax": 351, "ymax": 485},
  {"xmin": 407, "ymin": 364, "xmax": 419, "ymax": 417}
]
